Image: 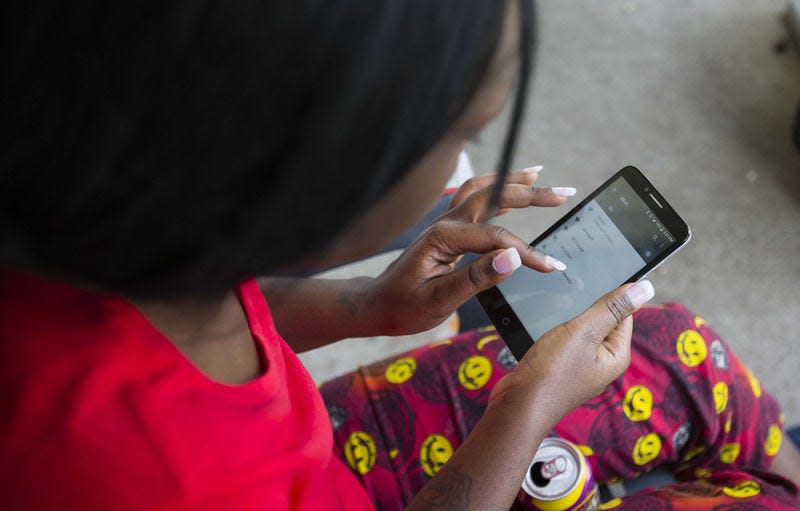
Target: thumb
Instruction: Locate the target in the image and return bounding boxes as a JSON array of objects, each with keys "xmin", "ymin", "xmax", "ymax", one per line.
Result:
[
  {"xmin": 570, "ymin": 280, "xmax": 655, "ymax": 342},
  {"xmin": 429, "ymin": 247, "xmax": 522, "ymax": 311}
]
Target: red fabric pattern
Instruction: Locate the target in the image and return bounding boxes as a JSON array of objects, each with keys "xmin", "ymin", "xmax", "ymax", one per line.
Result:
[{"xmin": 321, "ymin": 304, "xmax": 799, "ymax": 510}]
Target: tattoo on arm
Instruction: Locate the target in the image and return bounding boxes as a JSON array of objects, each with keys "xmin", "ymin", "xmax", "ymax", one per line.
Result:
[
  {"xmin": 335, "ymin": 284, "xmax": 377, "ymax": 316},
  {"xmin": 335, "ymin": 289, "xmax": 361, "ymax": 316},
  {"xmin": 412, "ymin": 465, "xmax": 472, "ymax": 511}
]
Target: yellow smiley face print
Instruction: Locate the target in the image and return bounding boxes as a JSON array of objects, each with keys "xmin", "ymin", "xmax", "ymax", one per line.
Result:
[
  {"xmin": 598, "ymin": 498, "xmax": 622, "ymax": 509},
  {"xmin": 720, "ymin": 443, "xmax": 741, "ymax": 464},
  {"xmin": 420, "ymin": 434, "xmax": 454, "ymax": 477},
  {"xmin": 476, "ymin": 334, "xmax": 499, "ymax": 351},
  {"xmin": 722, "ymin": 480, "xmax": 761, "ymax": 498},
  {"xmin": 385, "ymin": 357, "xmax": 417, "ymax": 384},
  {"xmin": 344, "ymin": 431, "xmax": 377, "ymax": 475},
  {"xmin": 694, "ymin": 467, "xmax": 713, "ymax": 479},
  {"xmin": 623, "ymin": 385, "xmax": 653, "ymax": 422},
  {"xmin": 428, "ymin": 338, "xmax": 453, "ymax": 348},
  {"xmin": 746, "ymin": 368, "xmax": 762, "ymax": 398},
  {"xmin": 765, "ymin": 424, "xmax": 781, "ymax": 456},
  {"xmin": 457, "ymin": 355, "xmax": 492, "ymax": 390},
  {"xmin": 712, "ymin": 382, "xmax": 729, "ymax": 414},
  {"xmin": 632, "ymin": 433, "xmax": 662, "ymax": 465},
  {"xmin": 676, "ymin": 329, "xmax": 707, "ymax": 367},
  {"xmin": 682, "ymin": 445, "xmax": 705, "ymax": 462}
]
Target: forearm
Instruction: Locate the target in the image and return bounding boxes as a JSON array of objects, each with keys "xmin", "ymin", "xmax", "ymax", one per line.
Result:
[
  {"xmin": 258, "ymin": 276, "xmax": 386, "ymax": 352},
  {"xmin": 406, "ymin": 383, "xmax": 557, "ymax": 511}
]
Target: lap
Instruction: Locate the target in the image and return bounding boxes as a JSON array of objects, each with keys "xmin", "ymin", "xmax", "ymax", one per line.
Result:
[{"xmin": 319, "ymin": 303, "xmax": 798, "ymax": 510}]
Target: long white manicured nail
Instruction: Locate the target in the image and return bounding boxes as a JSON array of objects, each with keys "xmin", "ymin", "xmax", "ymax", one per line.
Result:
[
  {"xmin": 551, "ymin": 187, "xmax": 576, "ymax": 197},
  {"xmin": 522, "ymin": 165, "xmax": 543, "ymax": 174},
  {"xmin": 544, "ymin": 255, "xmax": 567, "ymax": 271},
  {"xmin": 492, "ymin": 247, "xmax": 522, "ymax": 275},
  {"xmin": 627, "ymin": 280, "xmax": 655, "ymax": 308}
]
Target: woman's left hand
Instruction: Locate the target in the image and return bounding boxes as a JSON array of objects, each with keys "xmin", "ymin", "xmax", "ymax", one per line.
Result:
[{"xmin": 371, "ymin": 170, "xmax": 574, "ymax": 335}]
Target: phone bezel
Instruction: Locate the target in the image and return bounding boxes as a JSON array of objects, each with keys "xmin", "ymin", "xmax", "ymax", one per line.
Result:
[{"xmin": 476, "ymin": 165, "xmax": 691, "ymax": 360}]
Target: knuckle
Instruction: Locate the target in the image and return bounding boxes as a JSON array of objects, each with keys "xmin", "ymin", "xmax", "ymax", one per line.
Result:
[
  {"xmin": 466, "ymin": 262, "xmax": 487, "ymax": 291},
  {"xmin": 461, "ymin": 177, "xmax": 480, "ymax": 194},
  {"xmin": 527, "ymin": 245, "xmax": 545, "ymax": 259},
  {"xmin": 581, "ymin": 324, "xmax": 598, "ymax": 345},
  {"xmin": 563, "ymin": 316, "xmax": 599, "ymax": 346},
  {"xmin": 523, "ymin": 185, "xmax": 537, "ymax": 200},
  {"xmin": 487, "ymin": 225, "xmax": 509, "ymax": 244},
  {"xmin": 604, "ymin": 293, "xmax": 632, "ymax": 323},
  {"xmin": 425, "ymin": 223, "xmax": 448, "ymax": 244}
]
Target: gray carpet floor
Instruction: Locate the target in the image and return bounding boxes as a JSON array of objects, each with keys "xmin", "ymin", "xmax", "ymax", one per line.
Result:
[{"xmin": 299, "ymin": 0, "xmax": 800, "ymax": 424}]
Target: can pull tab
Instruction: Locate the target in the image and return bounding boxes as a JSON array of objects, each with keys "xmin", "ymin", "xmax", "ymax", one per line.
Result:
[{"xmin": 540, "ymin": 455, "xmax": 568, "ymax": 480}]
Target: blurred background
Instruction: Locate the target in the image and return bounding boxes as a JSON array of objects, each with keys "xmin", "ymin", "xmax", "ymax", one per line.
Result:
[{"xmin": 300, "ymin": 0, "xmax": 800, "ymax": 423}]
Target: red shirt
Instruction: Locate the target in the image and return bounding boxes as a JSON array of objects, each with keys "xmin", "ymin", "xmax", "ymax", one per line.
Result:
[{"xmin": 0, "ymin": 269, "xmax": 374, "ymax": 510}]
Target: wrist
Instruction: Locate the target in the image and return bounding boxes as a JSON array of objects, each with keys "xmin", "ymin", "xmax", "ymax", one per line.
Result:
[
  {"xmin": 364, "ymin": 273, "xmax": 404, "ymax": 336},
  {"xmin": 486, "ymin": 373, "xmax": 564, "ymax": 433},
  {"xmin": 341, "ymin": 275, "xmax": 414, "ymax": 339}
]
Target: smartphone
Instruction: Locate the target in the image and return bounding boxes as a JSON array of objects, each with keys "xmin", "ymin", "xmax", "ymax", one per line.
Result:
[{"xmin": 477, "ymin": 165, "xmax": 691, "ymax": 360}]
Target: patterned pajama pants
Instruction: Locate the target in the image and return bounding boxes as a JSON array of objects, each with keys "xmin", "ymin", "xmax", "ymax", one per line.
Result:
[{"xmin": 319, "ymin": 303, "xmax": 799, "ymax": 510}]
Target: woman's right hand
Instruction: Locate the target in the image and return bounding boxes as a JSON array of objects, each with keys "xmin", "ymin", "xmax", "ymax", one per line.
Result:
[
  {"xmin": 407, "ymin": 282, "xmax": 655, "ymax": 511},
  {"xmin": 489, "ymin": 280, "xmax": 655, "ymax": 426}
]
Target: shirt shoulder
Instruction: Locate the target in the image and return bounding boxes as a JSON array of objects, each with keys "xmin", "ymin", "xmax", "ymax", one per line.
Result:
[{"xmin": 0, "ymin": 269, "xmax": 373, "ymax": 510}]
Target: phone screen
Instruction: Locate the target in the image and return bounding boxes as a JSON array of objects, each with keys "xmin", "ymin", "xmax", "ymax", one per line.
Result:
[{"xmin": 497, "ymin": 175, "xmax": 677, "ymax": 341}]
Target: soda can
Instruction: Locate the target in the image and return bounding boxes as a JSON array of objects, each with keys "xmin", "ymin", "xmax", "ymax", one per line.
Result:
[{"xmin": 522, "ymin": 437, "xmax": 599, "ymax": 511}]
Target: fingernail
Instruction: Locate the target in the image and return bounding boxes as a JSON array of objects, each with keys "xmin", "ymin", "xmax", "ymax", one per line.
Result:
[
  {"xmin": 522, "ymin": 165, "xmax": 543, "ymax": 174},
  {"xmin": 627, "ymin": 280, "xmax": 655, "ymax": 308},
  {"xmin": 492, "ymin": 247, "xmax": 521, "ymax": 275},
  {"xmin": 544, "ymin": 255, "xmax": 567, "ymax": 271},
  {"xmin": 551, "ymin": 187, "xmax": 576, "ymax": 197}
]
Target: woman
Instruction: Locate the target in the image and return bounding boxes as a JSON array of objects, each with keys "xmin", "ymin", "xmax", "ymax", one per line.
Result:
[{"xmin": 1, "ymin": 0, "xmax": 798, "ymax": 509}]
